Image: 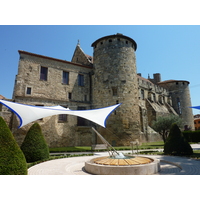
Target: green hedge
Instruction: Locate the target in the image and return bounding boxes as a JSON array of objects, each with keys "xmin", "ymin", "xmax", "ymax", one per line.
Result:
[
  {"xmin": 21, "ymin": 123, "xmax": 49, "ymax": 163},
  {"xmin": 182, "ymin": 130, "xmax": 200, "ymax": 142},
  {"xmin": 0, "ymin": 117, "xmax": 27, "ymax": 175}
]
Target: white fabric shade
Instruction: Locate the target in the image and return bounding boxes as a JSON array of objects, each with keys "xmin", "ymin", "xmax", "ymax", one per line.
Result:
[{"xmin": 0, "ymin": 100, "xmax": 121, "ymax": 128}]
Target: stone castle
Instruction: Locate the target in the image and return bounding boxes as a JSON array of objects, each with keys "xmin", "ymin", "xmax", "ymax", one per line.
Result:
[{"xmin": 0, "ymin": 33, "xmax": 194, "ymax": 147}]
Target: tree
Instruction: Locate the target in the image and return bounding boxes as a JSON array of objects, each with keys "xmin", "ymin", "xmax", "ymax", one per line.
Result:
[
  {"xmin": 152, "ymin": 114, "xmax": 182, "ymax": 142},
  {"xmin": 0, "ymin": 117, "xmax": 27, "ymax": 175},
  {"xmin": 164, "ymin": 123, "xmax": 193, "ymax": 156},
  {"xmin": 21, "ymin": 123, "xmax": 49, "ymax": 163}
]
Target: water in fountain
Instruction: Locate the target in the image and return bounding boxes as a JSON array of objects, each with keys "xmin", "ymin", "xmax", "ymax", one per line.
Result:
[
  {"xmin": 110, "ymin": 152, "xmax": 131, "ymax": 159},
  {"xmin": 115, "ymin": 152, "xmax": 126, "ymax": 158}
]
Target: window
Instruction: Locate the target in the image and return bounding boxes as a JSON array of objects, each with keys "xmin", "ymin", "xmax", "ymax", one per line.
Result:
[
  {"xmin": 58, "ymin": 114, "xmax": 67, "ymax": 122},
  {"xmin": 153, "ymin": 93, "xmax": 156, "ymax": 102},
  {"xmin": 35, "ymin": 104, "xmax": 44, "ymax": 120},
  {"xmin": 77, "ymin": 107, "xmax": 87, "ymax": 126},
  {"xmin": 62, "ymin": 71, "xmax": 69, "ymax": 84},
  {"xmin": 40, "ymin": 67, "xmax": 48, "ymax": 81},
  {"xmin": 141, "ymin": 89, "xmax": 144, "ymax": 100},
  {"xmin": 112, "ymin": 87, "xmax": 118, "ymax": 96},
  {"xmin": 58, "ymin": 106, "xmax": 68, "ymax": 122},
  {"xmin": 26, "ymin": 87, "xmax": 32, "ymax": 95},
  {"xmin": 177, "ymin": 97, "xmax": 182, "ymax": 114},
  {"xmin": 78, "ymin": 74, "xmax": 84, "ymax": 86},
  {"xmin": 68, "ymin": 92, "xmax": 72, "ymax": 100},
  {"xmin": 159, "ymin": 95, "xmax": 164, "ymax": 104}
]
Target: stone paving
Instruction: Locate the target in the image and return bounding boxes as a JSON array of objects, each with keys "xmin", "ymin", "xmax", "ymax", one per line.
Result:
[{"xmin": 28, "ymin": 144, "xmax": 200, "ymax": 175}]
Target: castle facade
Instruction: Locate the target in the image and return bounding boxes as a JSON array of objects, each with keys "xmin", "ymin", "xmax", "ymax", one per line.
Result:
[{"xmin": 1, "ymin": 34, "xmax": 194, "ymax": 147}]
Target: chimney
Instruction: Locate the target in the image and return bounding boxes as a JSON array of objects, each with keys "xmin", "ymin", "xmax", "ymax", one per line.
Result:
[{"xmin": 153, "ymin": 73, "xmax": 161, "ymax": 84}]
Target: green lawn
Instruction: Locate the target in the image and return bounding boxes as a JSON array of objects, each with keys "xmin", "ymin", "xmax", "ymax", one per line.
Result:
[
  {"xmin": 137, "ymin": 141, "xmax": 164, "ymax": 150},
  {"xmin": 50, "ymin": 146, "xmax": 92, "ymax": 152},
  {"xmin": 191, "ymin": 150, "xmax": 200, "ymax": 159},
  {"xmin": 49, "ymin": 141, "xmax": 165, "ymax": 153}
]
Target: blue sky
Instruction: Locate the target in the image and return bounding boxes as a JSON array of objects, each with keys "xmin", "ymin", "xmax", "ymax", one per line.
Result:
[{"xmin": 1, "ymin": 25, "xmax": 200, "ymax": 114}]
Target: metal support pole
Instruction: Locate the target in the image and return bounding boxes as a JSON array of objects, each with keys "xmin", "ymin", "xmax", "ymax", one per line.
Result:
[{"xmin": 92, "ymin": 127, "xmax": 119, "ymax": 157}]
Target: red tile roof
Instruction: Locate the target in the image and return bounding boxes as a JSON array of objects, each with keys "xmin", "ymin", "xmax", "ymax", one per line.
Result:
[
  {"xmin": 137, "ymin": 75, "xmax": 153, "ymax": 84},
  {"xmin": 0, "ymin": 95, "xmax": 5, "ymax": 99},
  {"xmin": 84, "ymin": 53, "xmax": 93, "ymax": 63},
  {"xmin": 158, "ymin": 80, "xmax": 190, "ymax": 84}
]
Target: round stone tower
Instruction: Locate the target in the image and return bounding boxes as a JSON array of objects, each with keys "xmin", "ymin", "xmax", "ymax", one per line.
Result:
[
  {"xmin": 158, "ymin": 80, "xmax": 194, "ymax": 130},
  {"xmin": 91, "ymin": 33, "xmax": 141, "ymax": 145}
]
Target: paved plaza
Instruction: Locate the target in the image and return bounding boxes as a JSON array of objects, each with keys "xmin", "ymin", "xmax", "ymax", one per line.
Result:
[{"xmin": 28, "ymin": 144, "xmax": 200, "ymax": 175}]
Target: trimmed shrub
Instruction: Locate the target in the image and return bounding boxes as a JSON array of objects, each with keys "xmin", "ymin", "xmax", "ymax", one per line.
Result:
[
  {"xmin": 0, "ymin": 117, "xmax": 27, "ymax": 175},
  {"xmin": 164, "ymin": 123, "xmax": 193, "ymax": 156},
  {"xmin": 182, "ymin": 130, "xmax": 200, "ymax": 143},
  {"xmin": 21, "ymin": 123, "xmax": 49, "ymax": 163}
]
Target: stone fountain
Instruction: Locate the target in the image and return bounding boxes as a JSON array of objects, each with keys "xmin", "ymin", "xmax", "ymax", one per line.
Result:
[{"xmin": 84, "ymin": 128, "xmax": 160, "ymax": 175}]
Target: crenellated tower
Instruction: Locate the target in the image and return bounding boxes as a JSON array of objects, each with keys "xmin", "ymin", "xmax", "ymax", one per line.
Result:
[
  {"xmin": 91, "ymin": 34, "xmax": 141, "ymax": 145},
  {"xmin": 158, "ymin": 80, "xmax": 194, "ymax": 130}
]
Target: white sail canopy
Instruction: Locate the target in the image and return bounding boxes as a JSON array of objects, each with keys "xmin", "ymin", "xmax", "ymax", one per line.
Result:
[{"xmin": 0, "ymin": 100, "xmax": 121, "ymax": 128}]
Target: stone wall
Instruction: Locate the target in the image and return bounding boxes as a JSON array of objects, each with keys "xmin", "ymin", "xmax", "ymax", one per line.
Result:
[
  {"xmin": 0, "ymin": 103, "xmax": 13, "ymax": 128},
  {"xmin": 137, "ymin": 74, "xmax": 179, "ymax": 140},
  {"xmin": 11, "ymin": 51, "xmax": 94, "ymax": 147},
  {"xmin": 159, "ymin": 80, "xmax": 194, "ymax": 130},
  {"xmin": 71, "ymin": 44, "xmax": 93, "ymax": 67},
  {"xmin": 91, "ymin": 34, "xmax": 141, "ymax": 145},
  {"xmin": 14, "ymin": 51, "xmax": 93, "ymax": 103}
]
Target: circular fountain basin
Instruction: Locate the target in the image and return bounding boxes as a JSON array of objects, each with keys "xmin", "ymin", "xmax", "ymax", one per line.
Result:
[{"xmin": 85, "ymin": 155, "xmax": 160, "ymax": 175}]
